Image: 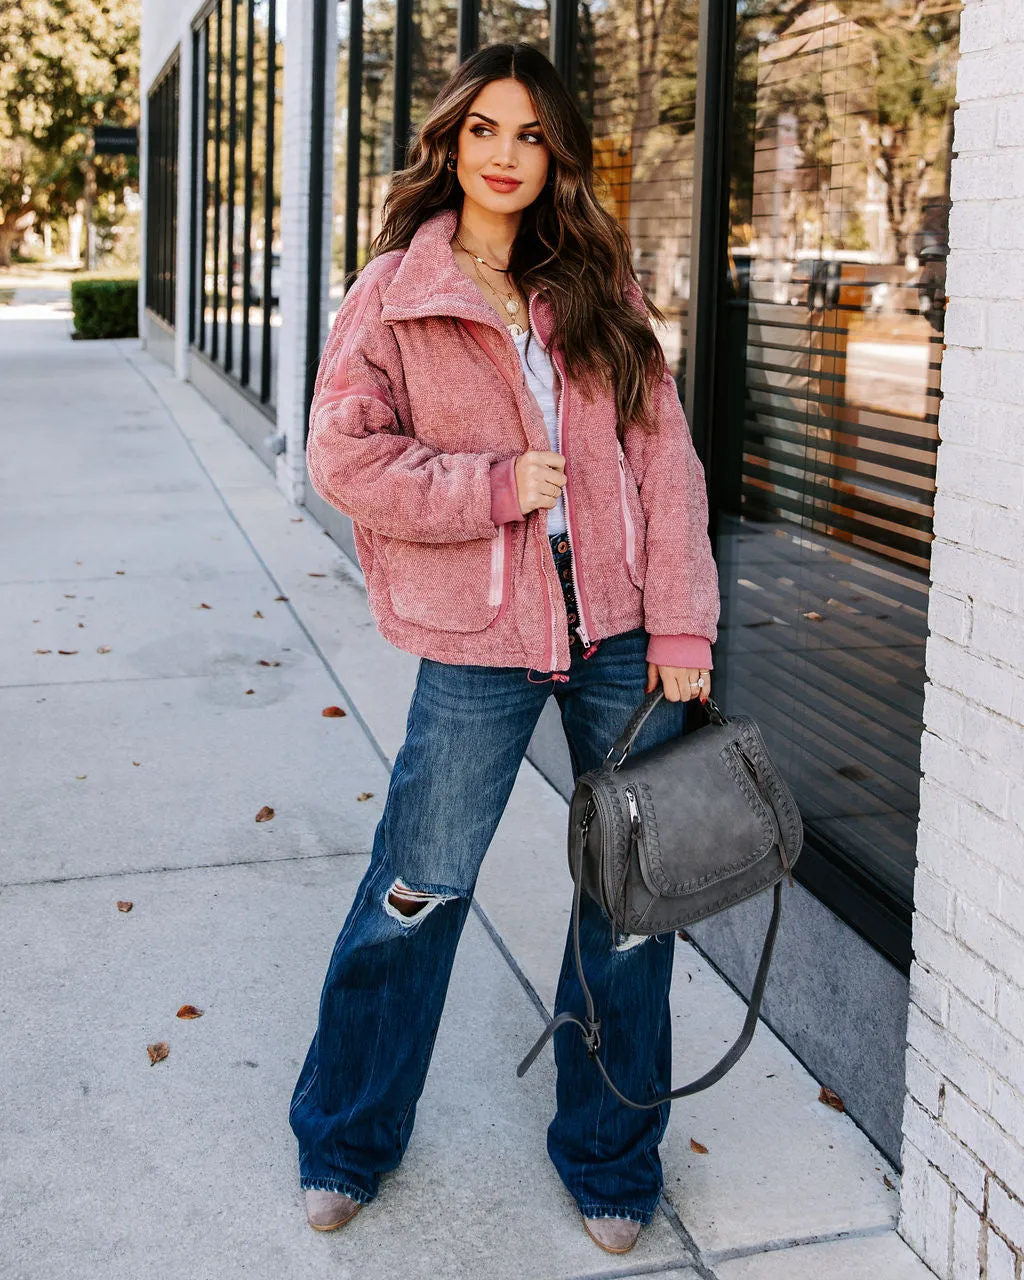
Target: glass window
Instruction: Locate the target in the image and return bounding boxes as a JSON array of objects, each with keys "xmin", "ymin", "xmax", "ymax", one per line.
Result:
[
  {"xmin": 193, "ymin": 0, "xmax": 284, "ymax": 409},
  {"xmin": 478, "ymin": 0, "xmax": 549, "ymax": 48},
  {"xmin": 146, "ymin": 57, "xmax": 179, "ymax": 327},
  {"xmin": 359, "ymin": 0, "xmax": 396, "ymax": 269},
  {"xmin": 711, "ymin": 2, "xmax": 960, "ymax": 914},
  {"xmin": 325, "ymin": 1, "xmax": 351, "ymax": 336},
  {"xmin": 411, "ymin": 0, "xmax": 458, "ymax": 133},
  {"xmin": 576, "ymin": 0, "xmax": 700, "ymax": 399}
]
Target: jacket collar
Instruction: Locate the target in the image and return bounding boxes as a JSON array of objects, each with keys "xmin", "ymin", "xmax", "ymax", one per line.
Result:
[{"xmin": 379, "ymin": 206, "xmax": 555, "ymax": 348}]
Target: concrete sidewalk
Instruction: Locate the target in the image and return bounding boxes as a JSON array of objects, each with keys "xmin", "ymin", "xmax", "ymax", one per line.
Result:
[{"xmin": 0, "ymin": 283, "xmax": 933, "ymax": 1279}]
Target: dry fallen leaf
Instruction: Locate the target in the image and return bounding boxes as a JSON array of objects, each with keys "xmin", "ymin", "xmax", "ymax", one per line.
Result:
[
  {"xmin": 147, "ymin": 1042, "xmax": 170, "ymax": 1065},
  {"xmin": 64, "ymin": 594, "xmax": 76, "ymax": 599},
  {"xmin": 75, "ymin": 775, "xmax": 87, "ymax": 780},
  {"xmin": 197, "ymin": 602, "xmax": 212, "ymax": 610},
  {"xmin": 803, "ymin": 610, "xmax": 825, "ymax": 622},
  {"xmin": 274, "ymin": 595, "xmax": 288, "ymax": 602},
  {"xmin": 58, "ymin": 649, "xmax": 78, "ymax": 655},
  {"xmin": 690, "ymin": 1138, "xmax": 709, "ymax": 1155},
  {"xmin": 356, "ymin": 792, "xmax": 374, "ymax": 802},
  {"xmin": 290, "ymin": 517, "xmax": 304, "ymax": 523},
  {"xmin": 77, "ymin": 622, "xmax": 85, "ymax": 628},
  {"xmin": 176, "ymin": 1005, "xmax": 204, "ymax": 1019},
  {"xmin": 255, "ymin": 805, "xmax": 275, "ymax": 822},
  {"xmin": 96, "ymin": 645, "xmax": 111, "ymax": 654},
  {"xmin": 115, "ymin": 570, "xmax": 125, "ymax": 575},
  {"xmin": 117, "ymin": 900, "xmax": 133, "ymax": 912},
  {"xmin": 253, "ymin": 610, "xmax": 264, "ymax": 619},
  {"xmin": 307, "ymin": 572, "xmax": 327, "ymax": 578},
  {"xmin": 132, "ymin": 761, "xmax": 141, "ymax": 767},
  {"xmin": 322, "ymin": 705, "xmax": 347, "ymax": 718},
  {"xmin": 258, "ymin": 659, "xmax": 280, "ymax": 667},
  {"xmin": 883, "ymin": 1174, "xmax": 894, "ymax": 1190},
  {"xmin": 819, "ymin": 1085, "xmax": 845, "ymax": 1112},
  {"xmin": 35, "ymin": 648, "xmax": 52, "ymax": 655},
  {"xmin": 245, "ymin": 688, "xmax": 255, "ymax": 695}
]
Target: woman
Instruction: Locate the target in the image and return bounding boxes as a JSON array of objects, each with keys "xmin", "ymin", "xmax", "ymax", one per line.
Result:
[{"xmin": 290, "ymin": 42, "xmax": 720, "ymax": 1256}]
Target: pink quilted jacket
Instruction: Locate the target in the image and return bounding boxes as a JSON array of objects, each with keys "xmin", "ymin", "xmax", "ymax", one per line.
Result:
[{"xmin": 306, "ymin": 207, "xmax": 720, "ymax": 674}]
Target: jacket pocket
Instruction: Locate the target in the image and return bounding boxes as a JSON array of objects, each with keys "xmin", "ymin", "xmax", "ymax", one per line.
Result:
[
  {"xmin": 617, "ymin": 444, "xmax": 647, "ymax": 588},
  {"xmin": 381, "ymin": 525, "xmax": 511, "ymax": 633}
]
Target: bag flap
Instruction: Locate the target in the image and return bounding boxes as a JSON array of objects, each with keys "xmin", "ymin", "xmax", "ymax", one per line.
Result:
[{"xmin": 619, "ymin": 720, "xmax": 785, "ymax": 898}]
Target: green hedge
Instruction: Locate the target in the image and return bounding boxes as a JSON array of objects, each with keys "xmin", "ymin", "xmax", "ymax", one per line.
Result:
[{"xmin": 70, "ymin": 278, "xmax": 139, "ymax": 339}]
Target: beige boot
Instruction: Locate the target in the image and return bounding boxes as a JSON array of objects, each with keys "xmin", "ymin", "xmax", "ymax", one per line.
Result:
[
  {"xmin": 304, "ymin": 1188, "xmax": 362, "ymax": 1232},
  {"xmin": 582, "ymin": 1214, "xmax": 642, "ymax": 1254}
]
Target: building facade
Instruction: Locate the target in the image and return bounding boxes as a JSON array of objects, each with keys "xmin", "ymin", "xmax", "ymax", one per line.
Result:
[{"xmin": 138, "ymin": 1, "xmax": 1024, "ymax": 1274}]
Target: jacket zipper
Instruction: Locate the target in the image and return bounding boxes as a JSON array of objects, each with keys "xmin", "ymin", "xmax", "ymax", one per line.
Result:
[
  {"xmin": 617, "ymin": 443, "xmax": 637, "ymax": 578},
  {"xmin": 530, "ymin": 292, "xmax": 592, "ymax": 651}
]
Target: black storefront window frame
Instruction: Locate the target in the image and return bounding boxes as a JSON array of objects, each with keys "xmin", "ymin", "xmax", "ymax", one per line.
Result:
[
  {"xmin": 146, "ymin": 53, "xmax": 180, "ymax": 328},
  {"xmin": 695, "ymin": 2, "xmax": 918, "ymax": 971},
  {"xmin": 300, "ymin": 0, "xmax": 920, "ymax": 970},
  {"xmin": 190, "ymin": 0, "xmax": 281, "ymax": 419}
]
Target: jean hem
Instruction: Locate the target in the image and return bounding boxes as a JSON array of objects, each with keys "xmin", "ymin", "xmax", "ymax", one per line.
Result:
[
  {"xmin": 576, "ymin": 1201, "xmax": 657, "ymax": 1227},
  {"xmin": 299, "ymin": 1176, "xmax": 375, "ymax": 1205}
]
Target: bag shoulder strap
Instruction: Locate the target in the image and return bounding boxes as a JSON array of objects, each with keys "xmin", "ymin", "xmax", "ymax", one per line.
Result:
[{"xmin": 517, "ymin": 813, "xmax": 783, "ymax": 1110}]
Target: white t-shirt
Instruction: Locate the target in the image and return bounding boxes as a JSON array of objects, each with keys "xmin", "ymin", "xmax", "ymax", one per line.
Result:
[{"xmin": 512, "ymin": 327, "xmax": 567, "ymax": 536}]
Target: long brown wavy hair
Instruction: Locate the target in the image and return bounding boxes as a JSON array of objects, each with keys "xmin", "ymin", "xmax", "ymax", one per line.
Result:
[{"xmin": 370, "ymin": 42, "xmax": 667, "ymax": 433}]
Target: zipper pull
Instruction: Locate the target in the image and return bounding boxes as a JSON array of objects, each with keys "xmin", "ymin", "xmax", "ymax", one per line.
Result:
[{"xmin": 625, "ymin": 786, "xmax": 641, "ymax": 836}]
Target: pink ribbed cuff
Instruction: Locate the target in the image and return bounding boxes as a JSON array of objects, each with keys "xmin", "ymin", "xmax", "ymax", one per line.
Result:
[
  {"xmin": 489, "ymin": 458, "xmax": 524, "ymax": 525},
  {"xmin": 645, "ymin": 634, "xmax": 713, "ymax": 670}
]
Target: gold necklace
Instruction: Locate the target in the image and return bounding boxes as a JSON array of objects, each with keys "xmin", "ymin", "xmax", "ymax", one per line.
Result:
[{"xmin": 454, "ymin": 232, "xmax": 526, "ymax": 337}]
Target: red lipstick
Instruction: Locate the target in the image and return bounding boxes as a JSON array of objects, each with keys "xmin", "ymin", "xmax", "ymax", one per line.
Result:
[{"xmin": 483, "ymin": 175, "xmax": 522, "ymax": 193}]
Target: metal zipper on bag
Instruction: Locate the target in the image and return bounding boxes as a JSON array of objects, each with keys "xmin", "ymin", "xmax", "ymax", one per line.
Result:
[{"xmin": 625, "ymin": 786, "xmax": 641, "ymax": 834}]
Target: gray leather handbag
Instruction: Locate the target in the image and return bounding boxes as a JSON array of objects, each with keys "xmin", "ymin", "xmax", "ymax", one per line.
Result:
[{"xmin": 518, "ymin": 689, "xmax": 803, "ymax": 1110}]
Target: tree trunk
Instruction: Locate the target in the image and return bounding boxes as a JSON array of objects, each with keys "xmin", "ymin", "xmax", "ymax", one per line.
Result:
[{"xmin": 0, "ymin": 208, "xmax": 36, "ymax": 267}]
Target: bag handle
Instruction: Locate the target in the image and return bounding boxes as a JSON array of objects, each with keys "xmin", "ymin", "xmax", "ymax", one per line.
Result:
[
  {"xmin": 605, "ymin": 688, "xmax": 727, "ymax": 770},
  {"xmin": 517, "ymin": 808, "xmax": 783, "ymax": 1110}
]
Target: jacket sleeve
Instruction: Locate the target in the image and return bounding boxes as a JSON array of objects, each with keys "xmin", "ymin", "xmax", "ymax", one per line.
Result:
[
  {"xmin": 621, "ymin": 280, "xmax": 721, "ymax": 649},
  {"xmin": 306, "ymin": 262, "xmax": 505, "ymax": 545}
]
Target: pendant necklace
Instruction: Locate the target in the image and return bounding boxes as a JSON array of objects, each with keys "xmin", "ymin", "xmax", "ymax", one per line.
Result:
[{"xmin": 454, "ymin": 232, "xmax": 527, "ymax": 338}]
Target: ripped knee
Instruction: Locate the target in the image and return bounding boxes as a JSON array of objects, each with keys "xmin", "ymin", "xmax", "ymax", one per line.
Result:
[
  {"xmin": 383, "ymin": 879, "xmax": 457, "ymax": 927},
  {"xmin": 614, "ymin": 932, "xmax": 650, "ymax": 953}
]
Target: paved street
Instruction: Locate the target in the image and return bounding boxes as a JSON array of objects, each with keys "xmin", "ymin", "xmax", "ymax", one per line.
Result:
[{"xmin": 0, "ymin": 281, "xmax": 934, "ymax": 1279}]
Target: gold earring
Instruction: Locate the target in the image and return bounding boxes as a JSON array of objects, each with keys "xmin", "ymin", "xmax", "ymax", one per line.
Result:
[{"xmin": 446, "ymin": 153, "xmax": 457, "ymax": 172}]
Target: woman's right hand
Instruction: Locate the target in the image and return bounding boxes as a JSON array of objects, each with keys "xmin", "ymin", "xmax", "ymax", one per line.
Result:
[{"xmin": 515, "ymin": 450, "xmax": 567, "ymax": 514}]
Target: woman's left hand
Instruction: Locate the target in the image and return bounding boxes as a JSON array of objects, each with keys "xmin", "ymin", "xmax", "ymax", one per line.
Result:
[{"xmin": 647, "ymin": 663, "xmax": 711, "ymax": 703}]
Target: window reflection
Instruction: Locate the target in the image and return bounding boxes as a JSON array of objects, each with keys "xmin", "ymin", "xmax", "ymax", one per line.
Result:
[
  {"xmin": 478, "ymin": 0, "xmax": 549, "ymax": 50},
  {"xmin": 411, "ymin": 0, "xmax": 458, "ymax": 132},
  {"xmin": 357, "ymin": 0, "xmax": 395, "ymax": 270},
  {"xmin": 576, "ymin": 0, "xmax": 699, "ymax": 398},
  {"xmin": 714, "ymin": 2, "xmax": 960, "ymax": 906}
]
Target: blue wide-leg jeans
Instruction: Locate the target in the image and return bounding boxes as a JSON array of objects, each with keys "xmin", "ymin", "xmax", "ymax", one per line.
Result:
[{"xmin": 289, "ymin": 565, "xmax": 690, "ymax": 1223}]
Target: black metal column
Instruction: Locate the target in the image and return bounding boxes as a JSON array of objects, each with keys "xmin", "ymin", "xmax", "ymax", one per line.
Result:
[
  {"xmin": 684, "ymin": 0, "xmax": 732, "ymax": 470},
  {"xmin": 392, "ymin": 0, "xmax": 414, "ymax": 170},
  {"xmin": 457, "ymin": 0, "xmax": 478, "ymax": 63},
  {"xmin": 549, "ymin": 0, "xmax": 575, "ymax": 83}
]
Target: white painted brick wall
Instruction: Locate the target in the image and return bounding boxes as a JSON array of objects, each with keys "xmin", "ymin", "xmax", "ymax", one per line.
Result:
[{"xmin": 900, "ymin": 4, "xmax": 1024, "ymax": 1278}]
